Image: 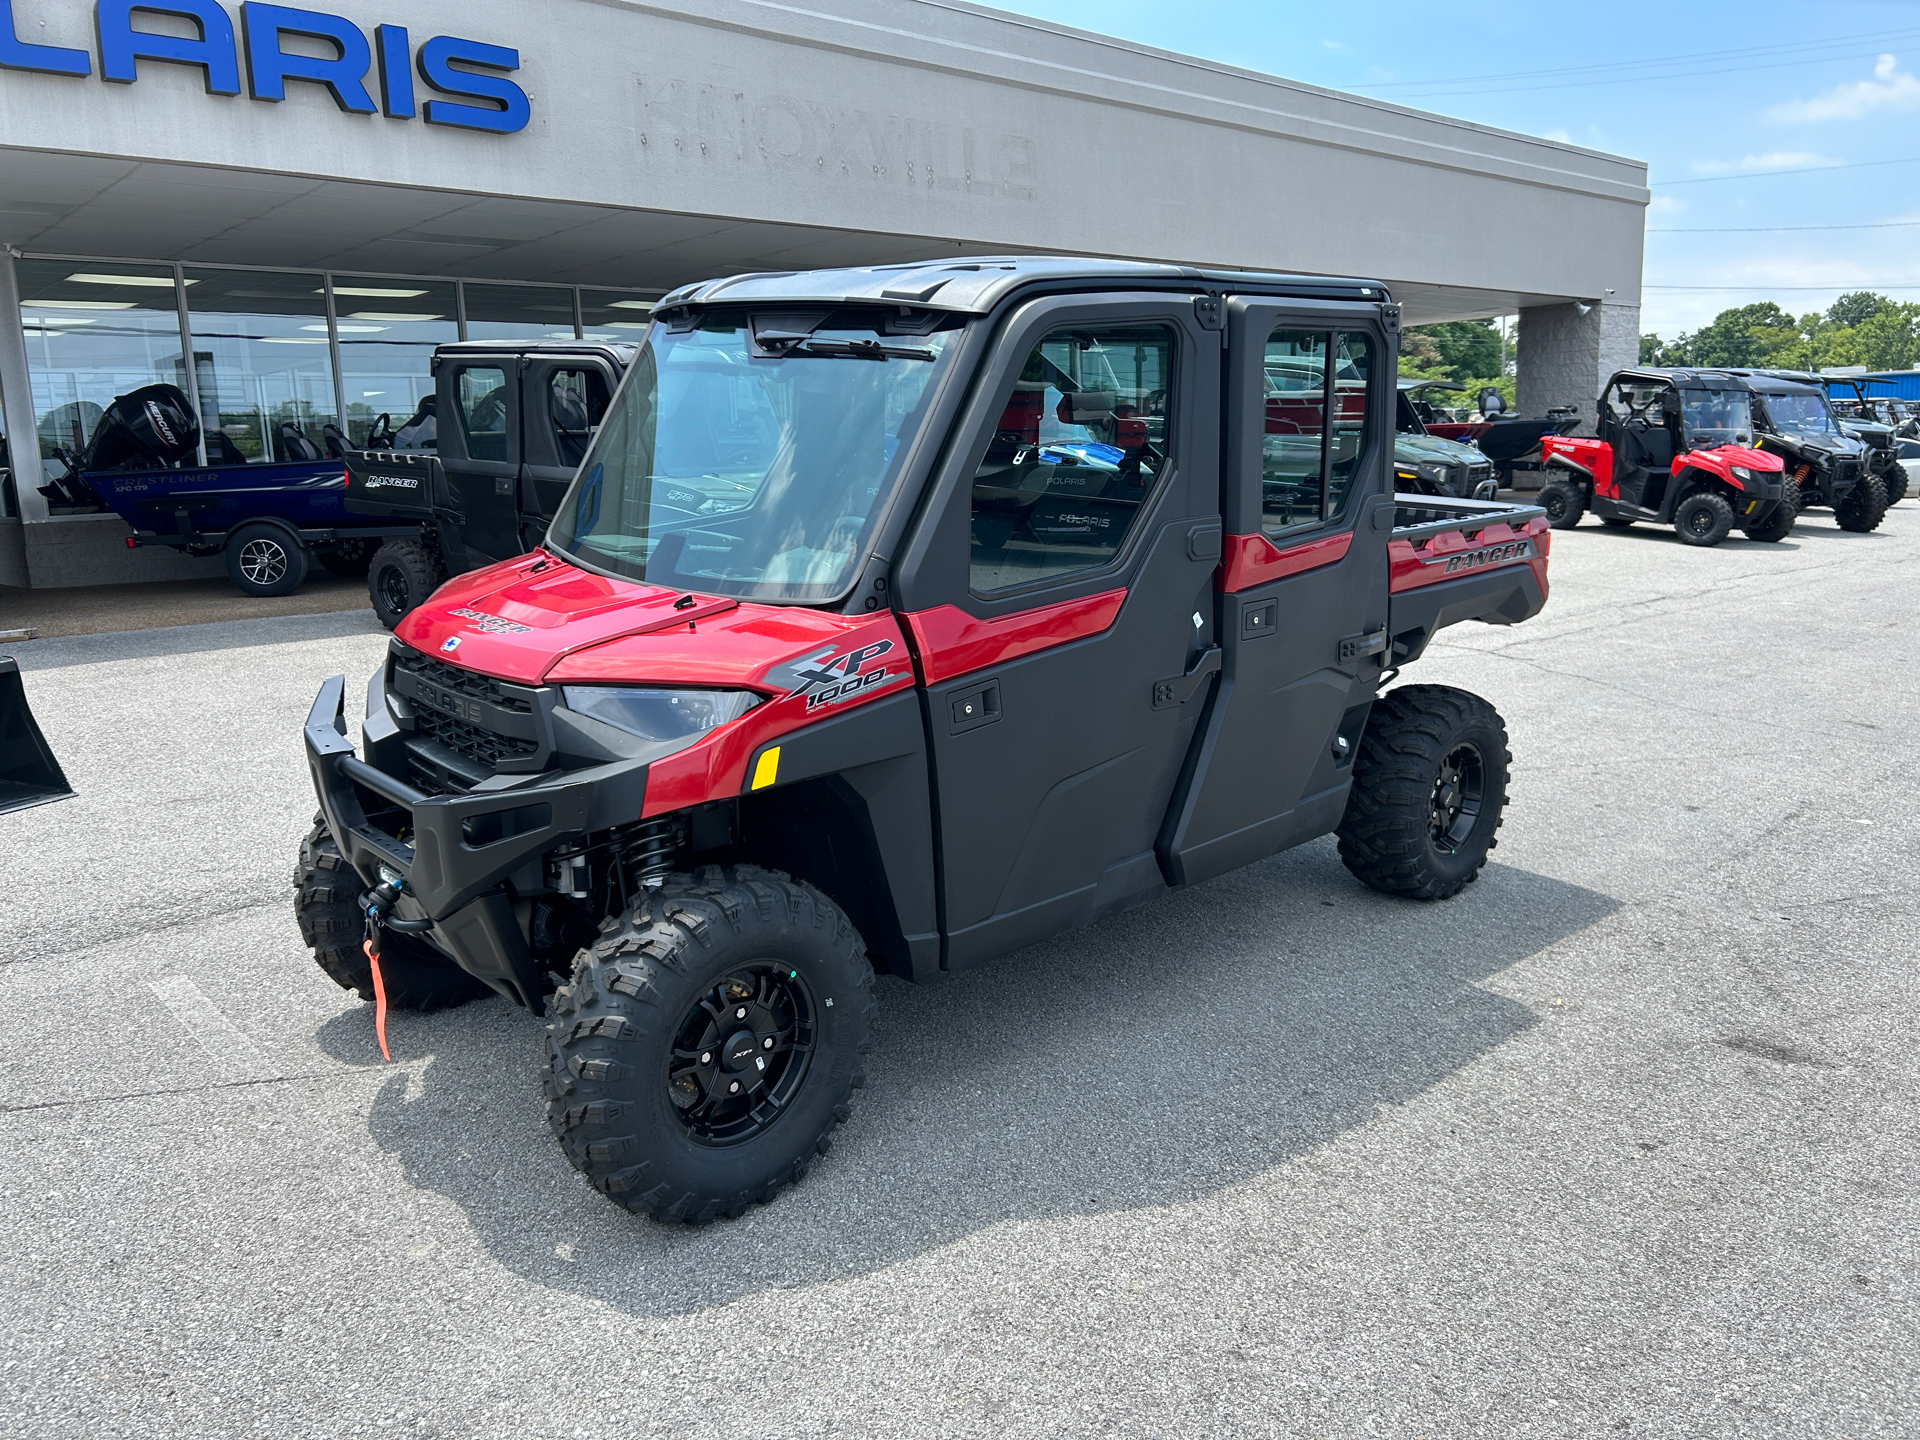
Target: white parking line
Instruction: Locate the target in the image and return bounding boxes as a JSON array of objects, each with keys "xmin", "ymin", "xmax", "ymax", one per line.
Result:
[{"xmin": 148, "ymin": 974, "xmax": 264, "ymax": 1074}]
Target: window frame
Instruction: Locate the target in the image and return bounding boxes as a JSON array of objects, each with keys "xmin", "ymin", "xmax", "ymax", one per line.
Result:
[{"xmin": 957, "ymin": 306, "xmax": 1186, "ymax": 605}]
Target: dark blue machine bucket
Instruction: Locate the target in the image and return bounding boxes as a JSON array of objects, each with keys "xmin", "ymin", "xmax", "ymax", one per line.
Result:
[{"xmin": 0, "ymin": 657, "xmax": 73, "ymax": 814}]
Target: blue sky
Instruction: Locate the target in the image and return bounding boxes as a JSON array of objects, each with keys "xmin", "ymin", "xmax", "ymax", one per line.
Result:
[{"xmin": 996, "ymin": 0, "xmax": 1920, "ymax": 338}]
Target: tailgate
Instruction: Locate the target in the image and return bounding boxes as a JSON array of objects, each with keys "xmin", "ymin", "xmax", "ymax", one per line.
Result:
[
  {"xmin": 345, "ymin": 449, "xmax": 440, "ymax": 519},
  {"xmin": 1385, "ymin": 495, "xmax": 1550, "ymax": 664}
]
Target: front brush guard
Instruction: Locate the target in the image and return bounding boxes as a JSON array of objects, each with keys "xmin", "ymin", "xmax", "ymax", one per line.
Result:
[{"xmin": 304, "ymin": 675, "xmax": 649, "ymax": 1008}]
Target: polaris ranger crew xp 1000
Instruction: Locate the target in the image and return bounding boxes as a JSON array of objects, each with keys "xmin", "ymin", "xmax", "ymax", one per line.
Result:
[
  {"xmin": 298, "ymin": 259, "xmax": 1552, "ymax": 1223},
  {"xmin": 1537, "ymin": 369, "xmax": 1793, "ymax": 545}
]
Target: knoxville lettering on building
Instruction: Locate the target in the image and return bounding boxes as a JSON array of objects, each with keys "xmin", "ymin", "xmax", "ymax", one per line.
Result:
[{"xmin": 0, "ymin": 0, "xmax": 527, "ymax": 134}]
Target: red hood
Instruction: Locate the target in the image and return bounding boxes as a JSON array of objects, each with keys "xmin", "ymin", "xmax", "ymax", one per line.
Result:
[{"xmin": 395, "ymin": 553, "xmax": 899, "ymax": 696}]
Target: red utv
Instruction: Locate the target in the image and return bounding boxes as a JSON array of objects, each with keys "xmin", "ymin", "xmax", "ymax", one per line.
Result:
[
  {"xmin": 298, "ymin": 258, "xmax": 1552, "ymax": 1224},
  {"xmin": 1537, "ymin": 368, "xmax": 1793, "ymax": 546}
]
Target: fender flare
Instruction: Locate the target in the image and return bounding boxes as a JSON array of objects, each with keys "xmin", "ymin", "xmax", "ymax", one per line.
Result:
[{"xmin": 224, "ymin": 516, "xmax": 309, "ymax": 553}]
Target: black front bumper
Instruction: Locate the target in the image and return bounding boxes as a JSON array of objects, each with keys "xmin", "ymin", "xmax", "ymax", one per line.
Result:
[{"xmin": 304, "ymin": 675, "xmax": 649, "ymax": 1009}]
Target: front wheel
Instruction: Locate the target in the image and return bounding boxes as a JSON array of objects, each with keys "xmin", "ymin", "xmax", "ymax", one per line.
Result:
[
  {"xmin": 1741, "ymin": 489, "xmax": 1797, "ymax": 543},
  {"xmin": 1883, "ymin": 464, "xmax": 1909, "ymax": 505},
  {"xmin": 1835, "ymin": 472, "xmax": 1889, "ymax": 533},
  {"xmin": 1538, "ymin": 476, "xmax": 1586, "ymax": 529},
  {"xmin": 1336, "ymin": 685, "xmax": 1511, "ymax": 901},
  {"xmin": 543, "ymin": 866, "xmax": 876, "ymax": 1223},
  {"xmin": 1673, "ymin": 491, "xmax": 1734, "ymax": 547}
]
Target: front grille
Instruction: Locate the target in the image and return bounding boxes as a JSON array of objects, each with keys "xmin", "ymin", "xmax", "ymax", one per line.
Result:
[
  {"xmin": 392, "ymin": 647, "xmax": 533, "ymax": 713},
  {"xmin": 414, "ymin": 706, "xmax": 539, "ymax": 767},
  {"xmin": 390, "ymin": 643, "xmax": 544, "ymax": 793}
]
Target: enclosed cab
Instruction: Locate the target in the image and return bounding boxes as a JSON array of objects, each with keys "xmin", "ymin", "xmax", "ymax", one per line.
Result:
[
  {"xmin": 345, "ymin": 341, "xmax": 635, "ymax": 624},
  {"xmin": 298, "ymin": 258, "xmax": 1552, "ymax": 1224},
  {"xmin": 1538, "ymin": 368, "xmax": 1793, "ymax": 546},
  {"xmin": 1722, "ymin": 371, "xmax": 1887, "ymax": 533}
]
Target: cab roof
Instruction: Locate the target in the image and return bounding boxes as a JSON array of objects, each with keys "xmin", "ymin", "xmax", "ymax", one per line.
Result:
[
  {"xmin": 1714, "ymin": 368, "xmax": 1823, "ymax": 395},
  {"xmin": 658, "ymin": 256, "xmax": 1394, "ymax": 314},
  {"xmin": 1611, "ymin": 366, "xmax": 1756, "ymax": 391}
]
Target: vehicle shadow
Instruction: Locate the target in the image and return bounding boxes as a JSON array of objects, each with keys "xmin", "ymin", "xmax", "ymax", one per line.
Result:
[{"xmin": 314, "ymin": 839, "xmax": 1619, "ymax": 1318}]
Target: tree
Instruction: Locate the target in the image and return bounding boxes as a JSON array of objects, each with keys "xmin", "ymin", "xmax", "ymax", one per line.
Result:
[
  {"xmin": 1641, "ymin": 333, "xmax": 1671, "ymax": 365},
  {"xmin": 1827, "ymin": 291, "xmax": 1891, "ymax": 330},
  {"xmin": 1684, "ymin": 302, "xmax": 1799, "ymax": 368},
  {"xmin": 1404, "ymin": 320, "xmax": 1502, "ymax": 382}
]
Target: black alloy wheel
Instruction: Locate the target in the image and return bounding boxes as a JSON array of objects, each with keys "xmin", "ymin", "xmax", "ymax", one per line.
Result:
[
  {"xmin": 1538, "ymin": 477, "xmax": 1586, "ymax": 529},
  {"xmin": 1428, "ymin": 743, "xmax": 1485, "ymax": 852},
  {"xmin": 1672, "ymin": 491, "xmax": 1734, "ymax": 547},
  {"xmin": 366, "ymin": 538, "xmax": 445, "ymax": 629},
  {"xmin": 667, "ymin": 964, "xmax": 816, "ymax": 1146}
]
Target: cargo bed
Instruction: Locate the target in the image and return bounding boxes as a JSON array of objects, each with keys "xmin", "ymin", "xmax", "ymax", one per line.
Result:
[{"xmin": 1386, "ymin": 494, "xmax": 1550, "ymax": 663}]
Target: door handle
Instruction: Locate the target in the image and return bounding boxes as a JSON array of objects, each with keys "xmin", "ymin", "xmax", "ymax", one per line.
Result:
[{"xmin": 1151, "ymin": 647, "xmax": 1221, "ymax": 710}]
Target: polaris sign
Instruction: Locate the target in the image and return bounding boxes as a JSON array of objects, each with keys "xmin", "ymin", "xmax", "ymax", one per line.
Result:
[{"xmin": 0, "ymin": 1, "xmax": 528, "ymax": 134}]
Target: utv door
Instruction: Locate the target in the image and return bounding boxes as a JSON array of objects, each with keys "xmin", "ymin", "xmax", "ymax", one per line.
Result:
[
  {"xmin": 1160, "ymin": 300, "xmax": 1394, "ymax": 886},
  {"xmin": 438, "ymin": 358, "xmax": 524, "ymax": 568},
  {"xmin": 519, "ymin": 357, "xmax": 618, "ymax": 551},
  {"xmin": 894, "ymin": 296, "xmax": 1222, "ymax": 969}
]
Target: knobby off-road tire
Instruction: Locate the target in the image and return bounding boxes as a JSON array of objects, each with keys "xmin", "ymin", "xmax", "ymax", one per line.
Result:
[
  {"xmin": 1538, "ymin": 477, "xmax": 1586, "ymax": 529},
  {"xmin": 1336, "ymin": 685, "xmax": 1511, "ymax": 901},
  {"xmin": 1883, "ymin": 463, "xmax": 1909, "ymax": 505},
  {"xmin": 1673, "ymin": 490, "xmax": 1734, "ymax": 547},
  {"xmin": 226, "ymin": 523, "xmax": 309, "ymax": 597},
  {"xmin": 367, "ymin": 539, "xmax": 446, "ymax": 630},
  {"xmin": 293, "ymin": 820, "xmax": 492, "ymax": 1011},
  {"xmin": 543, "ymin": 865, "xmax": 876, "ymax": 1223},
  {"xmin": 1740, "ymin": 486, "xmax": 1797, "ymax": 543},
  {"xmin": 1835, "ymin": 471, "xmax": 1889, "ymax": 533}
]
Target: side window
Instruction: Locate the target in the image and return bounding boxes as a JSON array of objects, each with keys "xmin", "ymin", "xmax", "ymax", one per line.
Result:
[
  {"xmin": 969, "ymin": 323, "xmax": 1173, "ymax": 593},
  {"xmin": 456, "ymin": 366, "xmax": 509, "ymax": 461},
  {"xmin": 548, "ymin": 367, "xmax": 610, "ymax": 467},
  {"xmin": 1261, "ymin": 330, "xmax": 1326, "ymax": 536},
  {"xmin": 1328, "ymin": 332, "xmax": 1374, "ymax": 518}
]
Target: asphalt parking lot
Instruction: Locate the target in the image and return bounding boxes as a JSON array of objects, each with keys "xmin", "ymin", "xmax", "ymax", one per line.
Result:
[{"xmin": 3, "ymin": 501, "xmax": 1917, "ymax": 1439}]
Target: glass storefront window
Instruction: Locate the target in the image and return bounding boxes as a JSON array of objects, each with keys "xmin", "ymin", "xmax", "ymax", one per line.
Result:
[
  {"xmin": 16, "ymin": 259, "xmax": 188, "ymax": 486},
  {"xmin": 464, "ymin": 283, "xmax": 578, "ymax": 342},
  {"xmin": 183, "ymin": 268, "xmax": 339, "ymax": 465},
  {"xmin": 333, "ymin": 276, "xmax": 458, "ymax": 446},
  {"xmin": 580, "ymin": 289, "xmax": 654, "ymax": 340}
]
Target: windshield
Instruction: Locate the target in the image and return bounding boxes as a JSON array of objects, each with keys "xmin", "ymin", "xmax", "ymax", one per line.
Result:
[
  {"xmin": 547, "ymin": 313, "xmax": 959, "ymax": 600},
  {"xmin": 1680, "ymin": 388, "xmax": 1753, "ymax": 447},
  {"xmin": 1763, "ymin": 391, "xmax": 1836, "ymax": 438}
]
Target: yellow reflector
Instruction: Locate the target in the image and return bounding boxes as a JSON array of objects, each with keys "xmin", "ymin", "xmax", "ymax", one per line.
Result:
[{"xmin": 751, "ymin": 747, "xmax": 780, "ymax": 790}]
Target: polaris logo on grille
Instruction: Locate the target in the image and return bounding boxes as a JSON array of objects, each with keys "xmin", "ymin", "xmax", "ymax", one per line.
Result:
[
  {"xmin": 415, "ymin": 678, "xmax": 484, "ymax": 724},
  {"xmin": 1435, "ymin": 539, "xmax": 1535, "ymax": 574}
]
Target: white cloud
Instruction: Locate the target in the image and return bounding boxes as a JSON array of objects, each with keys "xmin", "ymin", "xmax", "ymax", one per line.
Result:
[
  {"xmin": 1689, "ymin": 152, "xmax": 1830, "ymax": 175},
  {"xmin": 1322, "ymin": 39, "xmax": 1346, "ymax": 51},
  {"xmin": 1767, "ymin": 54, "xmax": 1920, "ymax": 123},
  {"xmin": 1542, "ymin": 128, "xmax": 1571, "ymax": 143}
]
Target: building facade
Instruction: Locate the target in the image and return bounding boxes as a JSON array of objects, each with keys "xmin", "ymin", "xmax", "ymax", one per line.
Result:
[{"xmin": 0, "ymin": 0, "xmax": 1648, "ymax": 588}]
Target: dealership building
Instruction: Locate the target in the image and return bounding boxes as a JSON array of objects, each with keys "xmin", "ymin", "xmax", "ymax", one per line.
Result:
[{"xmin": 0, "ymin": 0, "xmax": 1647, "ymax": 589}]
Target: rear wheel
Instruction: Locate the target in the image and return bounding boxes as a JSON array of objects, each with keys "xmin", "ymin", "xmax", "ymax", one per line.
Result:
[
  {"xmin": 1836, "ymin": 472, "xmax": 1889, "ymax": 533},
  {"xmin": 1336, "ymin": 685, "xmax": 1511, "ymax": 901},
  {"xmin": 226, "ymin": 523, "xmax": 309, "ymax": 597},
  {"xmin": 543, "ymin": 866, "xmax": 875, "ymax": 1222},
  {"xmin": 293, "ymin": 819, "xmax": 492, "ymax": 1011},
  {"xmin": 1884, "ymin": 464, "xmax": 1909, "ymax": 505},
  {"xmin": 1538, "ymin": 476, "xmax": 1586, "ymax": 529},
  {"xmin": 367, "ymin": 539, "xmax": 446, "ymax": 629},
  {"xmin": 1673, "ymin": 491, "xmax": 1734, "ymax": 547}
]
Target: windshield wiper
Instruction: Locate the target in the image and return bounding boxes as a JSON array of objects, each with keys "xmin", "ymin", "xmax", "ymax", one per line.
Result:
[{"xmin": 784, "ymin": 338, "xmax": 936, "ymax": 362}]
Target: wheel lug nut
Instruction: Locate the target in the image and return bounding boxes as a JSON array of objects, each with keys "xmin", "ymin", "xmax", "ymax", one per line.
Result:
[
  {"xmin": 728, "ymin": 1080, "xmax": 741, "ymax": 1093},
  {"xmin": 735, "ymin": 1006, "xmax": 747, "ymax": 1019},
  {"xmin": 700, "ymin": 1051, "xmax": 712, "ymax": 1065},
  {"xmin": 762, "ymin": 1036, "xmax": 774, "ymax": 1049}
]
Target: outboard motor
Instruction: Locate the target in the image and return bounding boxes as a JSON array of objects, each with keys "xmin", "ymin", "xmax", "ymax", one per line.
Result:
[{"xmin": 77, "ymin": 384, "xmax": 200, "ymax": 472}]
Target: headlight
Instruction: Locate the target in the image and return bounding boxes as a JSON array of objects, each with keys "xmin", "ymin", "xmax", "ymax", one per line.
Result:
[
  {"xmin": 1731, "ymin": 466, "xmax": 1753, "ymax": 480},
  {"xmin": 561, "ymin": 686, "xmax": 761, "ymax": 741}
]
